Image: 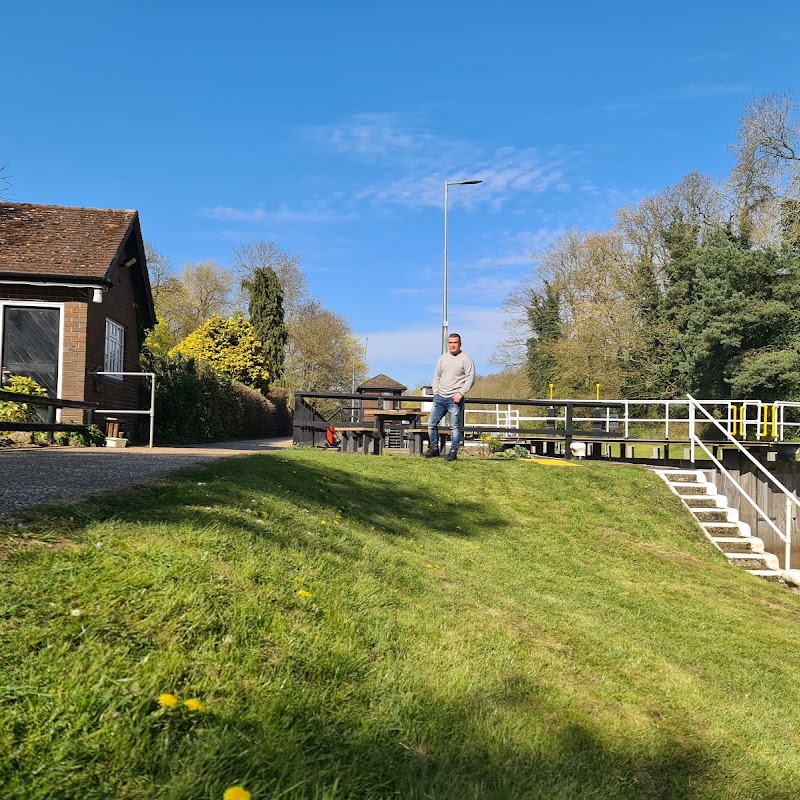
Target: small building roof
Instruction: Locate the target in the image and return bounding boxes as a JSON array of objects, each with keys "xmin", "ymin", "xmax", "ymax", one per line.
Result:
[
  {"xmin": 0, "ymin": 201, "xmax": 155, "ymax": 329},
  {"xmin": 357, "ymin": 373, "xmax": 407, "ymax": 392},
  {"xmin": 0, "ymin": 202, "xmax": 139, "ymax": 279}
]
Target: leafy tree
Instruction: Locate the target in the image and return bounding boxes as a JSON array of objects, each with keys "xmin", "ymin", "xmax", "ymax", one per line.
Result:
[
  {"xmin": 525, "ymin": 281, "xmax": 561, "ymax": 396},
  {"xmin": 145, "ymin": 259, "xmax": 235, "ymax": 351},
  {"xmin": 170, "ymin": 314, "xmax": 269, "ymax": 391},
  {"xmin": 283, "ymin": 300, "xmax": 366, "ymax": 397},
  {"xmin": 652, "ymin": 221, "xmax": 800, "ymax": 400},
  {"xmin": 246, "ymin": 267, "xmax": 288, "ymax": 385}
]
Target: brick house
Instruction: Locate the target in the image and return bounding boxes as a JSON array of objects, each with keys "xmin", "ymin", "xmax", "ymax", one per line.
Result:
[{"xmin": 0, "ymin": 202, "xmax": 155, "ymax": 425}]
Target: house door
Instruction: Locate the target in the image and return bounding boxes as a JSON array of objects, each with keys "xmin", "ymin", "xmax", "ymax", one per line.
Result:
[{"xmin": 1, "ymin": 306, "xmax": 60, "ymax": 396}]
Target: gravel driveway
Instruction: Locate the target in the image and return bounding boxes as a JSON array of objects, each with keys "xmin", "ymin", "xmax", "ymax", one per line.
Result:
[{"xmin": 0, "ymin": 438, "xmax": 292, "ymax": 514}]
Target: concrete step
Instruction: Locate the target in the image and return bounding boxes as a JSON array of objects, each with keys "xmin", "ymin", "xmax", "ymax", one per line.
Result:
[
  {"xmin": 694, "ymin": 508, "xmax": 737, "ymax": 523},
  {"xmin": 654, "ymin": 468, "xmax": 707, "ymax": 484},
  {"xmin": 676, "ymin": 484, "xmax": 711, "ymax": 496},
  {"xmin": 745, "ymin": 569, "xmax": 786, "ymax": 584},
  {"xmin": 725, "ymin": 552, "xmax": 781, "ymax": 570},
  {"xmin": 702, "ymin": 521, "xmax": 749, "ymax": 537},
  {"xmin": 681, "ymin": 495, "xmax": 725, "ymax": 509},
  {"xmin": 712, "ymin": 536, "xmax": 765, "ymax": 553}
]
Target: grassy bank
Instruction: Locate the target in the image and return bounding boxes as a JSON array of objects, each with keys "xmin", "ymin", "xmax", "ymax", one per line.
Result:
[{"xmin": 2, "ymin": 449, "xmax": 800, "ymax": 799}]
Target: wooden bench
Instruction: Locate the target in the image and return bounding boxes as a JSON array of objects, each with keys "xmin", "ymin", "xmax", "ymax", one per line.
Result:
[
  {"xmin": 406, "ymin": 427, "xmax": 452, "ymax": 457},
  {"xmin": 331, "ymin": 425, "xmax": 380, "ymax": 455}
]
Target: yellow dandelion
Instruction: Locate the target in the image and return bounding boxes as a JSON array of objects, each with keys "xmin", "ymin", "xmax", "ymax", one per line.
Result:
[
  {"xmin": 223, "ymin": 787, "xmax": 252, "ymax": 800},
  {"xmin": 426, "ymin": 563, "xmax": 433, "ymax": 569},
  {"xmin": 158, "ymin": 693, "xmax": 179, "ymax": 708},
  {"xmin": 294, "ymin": 576, "xmax": 302, "ymax": 583},
  {"xmin": 183, "ymin": 698, "xmax": 205, "ymax": 712},
  {"xmin": 320, "ymin": 520, "xmax": 328, "ymax": 525},
  {"xmin": 297, "ymin": 589, "xmax": 311, "ymax": 597}
]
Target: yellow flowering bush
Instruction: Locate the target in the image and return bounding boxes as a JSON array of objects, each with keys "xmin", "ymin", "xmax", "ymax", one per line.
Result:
[{"xmin": 170, "ymin": 313, "xmax": 270, "ymax": 391}]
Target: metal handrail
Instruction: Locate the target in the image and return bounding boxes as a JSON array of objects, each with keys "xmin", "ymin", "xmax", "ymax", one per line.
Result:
[
  {"xmin": 89, "ymin": 371, "xmax": 156, "ymax": 448},
  {"xmin": 687, "ymin": 393, "xmax": 797, "ymax": 570}
]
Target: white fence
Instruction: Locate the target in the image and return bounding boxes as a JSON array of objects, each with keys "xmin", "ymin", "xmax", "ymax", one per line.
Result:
[{"xmin": 464, "ymin": 398, "xmax": 800, "ymax": 442}]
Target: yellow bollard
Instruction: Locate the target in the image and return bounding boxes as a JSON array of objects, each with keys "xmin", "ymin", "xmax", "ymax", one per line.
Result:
[
  {"xmin": 549, "ymin": 383, "xmax": 554, "ymax": 401},
  {"xmin": 596, "ymin": 383, "xmax": 601, "ymax": 401}
]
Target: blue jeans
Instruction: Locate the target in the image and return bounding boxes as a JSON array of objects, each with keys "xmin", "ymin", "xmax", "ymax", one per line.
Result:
[{"xmin": 428, "ymin": 394, "xmax": 464, "ymax": 453}]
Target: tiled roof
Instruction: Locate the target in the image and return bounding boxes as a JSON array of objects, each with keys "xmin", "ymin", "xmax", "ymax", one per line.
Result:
[
  {"xmin": 358, "ymin": 373, "xmax": 407, "ymax": 391},
  {"xmin": 0, "ymin": 202, "xmax": 138, "ymax": 278}
]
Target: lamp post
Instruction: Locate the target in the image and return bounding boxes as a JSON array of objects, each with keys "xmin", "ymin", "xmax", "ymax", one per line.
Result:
[{"xmin": 443, "ymin": 179, "xmax": 482, "ymax": 353}]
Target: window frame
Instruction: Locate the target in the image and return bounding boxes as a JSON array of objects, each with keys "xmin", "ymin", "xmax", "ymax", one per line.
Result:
[{"xmin": 104, "ymin": 317, "xmax": 125, "ymax": 381}]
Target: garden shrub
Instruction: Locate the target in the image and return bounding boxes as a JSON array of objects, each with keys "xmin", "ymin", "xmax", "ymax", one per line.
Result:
[
  {"xmin": 0, "ymin": 375, "xmax": 48, "ymax": 423},
  {"xmin": 237, "ymin": 384, "xmax": 278, "ymax": 438}
]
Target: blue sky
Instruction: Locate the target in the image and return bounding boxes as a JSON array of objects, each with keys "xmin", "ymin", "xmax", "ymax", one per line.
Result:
[{"xmin": 4, "ymin": 1, "xmax": 799, "ymax": 390}]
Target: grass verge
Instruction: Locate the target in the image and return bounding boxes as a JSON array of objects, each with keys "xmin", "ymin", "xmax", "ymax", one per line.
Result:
[{"xmin": 2, "ymin": 448, "xmax": 800, "ymax": 799}]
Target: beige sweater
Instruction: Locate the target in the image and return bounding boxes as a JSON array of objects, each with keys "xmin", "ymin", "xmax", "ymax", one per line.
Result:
[{"xmin": 432, "ymin": 351, "xmax": 476, "ymax": 397}]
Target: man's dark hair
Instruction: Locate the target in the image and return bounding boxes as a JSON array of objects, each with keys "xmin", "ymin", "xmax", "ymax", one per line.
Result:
[{"xmin": 448, "ymin": 333, "xmax": 461, "ymax": 341}]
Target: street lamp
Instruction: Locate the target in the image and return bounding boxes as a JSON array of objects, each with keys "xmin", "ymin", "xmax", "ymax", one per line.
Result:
[{"xmin": 443, "ymin": 179, "xmax": 482, "ymax": 354}]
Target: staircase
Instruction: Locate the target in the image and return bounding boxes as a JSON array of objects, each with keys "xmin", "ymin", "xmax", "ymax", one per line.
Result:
[{"xmin": 653, "ymin": 468, "xmax": 785, "ymax": 584}]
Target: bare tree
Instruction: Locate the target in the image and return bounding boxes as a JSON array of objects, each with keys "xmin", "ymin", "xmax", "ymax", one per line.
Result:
[
  {"xmin": 231, "ymin": 241, "xmax": 309, "ymax": 320},
  {"xmin": 0, "ymin": 163, "xmax": 11, "ymax": 198},
  {"xmin": 730, "ymin": 92, "xmax": 800, "ymax": 242},
  {"xmin": 143, "ymin": 242, "xmax": 173, "ymax": 304}
]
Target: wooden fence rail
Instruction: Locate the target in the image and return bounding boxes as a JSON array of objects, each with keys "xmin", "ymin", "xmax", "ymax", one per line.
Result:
[{"xmin": 0, "ymin": 390, "xmax": 98, "ymax": 435}]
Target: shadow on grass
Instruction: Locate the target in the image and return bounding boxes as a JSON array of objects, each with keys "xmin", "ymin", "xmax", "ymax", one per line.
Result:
[
  {"xmin": 132, "ymin": 679, "xmax": 725, "ymax": 800},
  {"xmin": 10, "ymin": 450, "xmax": 510, "ymax": 545}
]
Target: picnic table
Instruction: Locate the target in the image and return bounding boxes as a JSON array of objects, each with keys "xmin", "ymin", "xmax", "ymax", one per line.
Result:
[{"xmin": 370, "ymin": 409, "xmax": 421, "ymax": 454}]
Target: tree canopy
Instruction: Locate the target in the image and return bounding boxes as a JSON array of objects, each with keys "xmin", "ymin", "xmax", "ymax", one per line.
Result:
[
  {"xmin": 496, "ymin": 91, "xmax": 800, "ymax": 403},
  {"xmin": 170, "ymin": 314, "xmax": 269, "ymax": 391}
]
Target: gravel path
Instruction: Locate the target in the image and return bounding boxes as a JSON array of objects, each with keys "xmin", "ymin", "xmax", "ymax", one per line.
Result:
[{"xmin": 0, "ymin": 438, "xmax": 293, "ymax": 514}]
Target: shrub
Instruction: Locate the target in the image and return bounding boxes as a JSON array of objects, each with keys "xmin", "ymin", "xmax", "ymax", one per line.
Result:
[
  {"xmin": 140, "ymin": 353, "xmax": 241, "ymax": 444},
  {"xmin": 170, "ymin": 314, "xmax": 270, "ymax": 391},
  {"xmin": 501, "ymin": 444, "xmax": 530, "ymax": 459},
  {"xmin": 237, "ymin": 384, "xmax": 278, "ymax": 438},
  {"xmin": 0, "ymin": 375, "xmax": 48, "ymax": 423},
  {"xmin": 479, "ymin": 432, "xmax": 505, "ymax": 453}
]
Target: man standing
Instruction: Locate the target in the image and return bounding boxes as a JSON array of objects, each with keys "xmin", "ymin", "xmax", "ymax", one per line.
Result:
[{"xmin": 424, "ymin": 333, "xmax": 476, "ymax": 461}]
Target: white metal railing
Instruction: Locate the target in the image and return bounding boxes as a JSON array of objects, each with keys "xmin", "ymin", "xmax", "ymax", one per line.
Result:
[
  {"xmin": 92, "ymin": 371, "xmax": 156, "ymax": 448},
  {"xmin": 687, "ymin": 394, "xmax": 799, "ymax": 571},
  {"xmin": 464, "ymin": 404, "xmax": 520, "ymax": 429},
  {"xmin": 483, "ymin": 398, "xmax": 800, "ymax": 444}
]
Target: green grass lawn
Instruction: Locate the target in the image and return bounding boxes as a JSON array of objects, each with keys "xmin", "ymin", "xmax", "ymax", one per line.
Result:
[{"xmin": 3, "ymin": 448, "xmax": 800, "ymax": 799}]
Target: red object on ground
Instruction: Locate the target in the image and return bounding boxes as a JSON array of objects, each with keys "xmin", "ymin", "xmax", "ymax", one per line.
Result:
[{"xmin": 326, "ymin": 426, "xmax": 336, "ymax": 447}]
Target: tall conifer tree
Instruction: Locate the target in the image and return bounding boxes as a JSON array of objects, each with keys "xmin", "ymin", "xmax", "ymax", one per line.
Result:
[{"xmin": 246, "ymin": 267, "xmax": 288, "ymax": 386}]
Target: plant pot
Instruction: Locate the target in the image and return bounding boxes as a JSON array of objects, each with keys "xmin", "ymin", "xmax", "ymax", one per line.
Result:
[{"xmin": 105, "ymin": 437, "xmax": 128, "ymax": 448}]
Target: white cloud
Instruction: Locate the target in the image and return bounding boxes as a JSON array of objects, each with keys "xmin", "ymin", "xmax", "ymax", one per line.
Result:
[
  {"xmin": 687, "ymin": 53, "xmax": 733, "ymax": 63},
  {"xmin": 305, "ymin": 112, "xmax": 574, "ymax": 212},
  {"xmin": 302, "ymin": 112, "xmax": 472, "ymax": 167},
  {"xmin": 197, "ymin": 204, "xmax": 354, "ymax": 225},
  {"xmin": 355, "ymin": 146, "xmax": 570, "ymax": 212}
]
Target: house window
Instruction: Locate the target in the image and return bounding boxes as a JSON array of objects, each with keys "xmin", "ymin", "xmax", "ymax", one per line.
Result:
[{"xmin": 104, "ymin": 318, "xmax": 125, "ymax": 379}]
